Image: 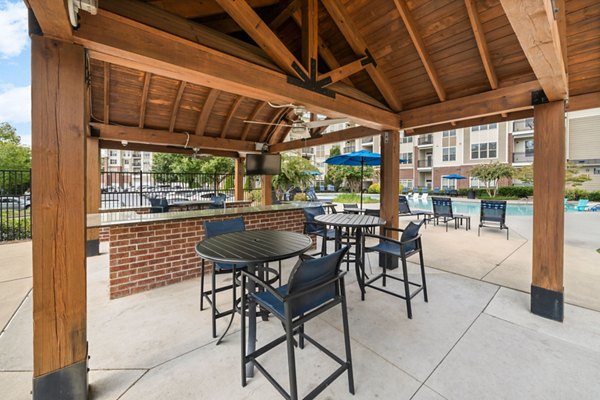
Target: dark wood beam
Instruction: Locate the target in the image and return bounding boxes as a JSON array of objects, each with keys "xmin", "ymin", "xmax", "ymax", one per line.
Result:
[
  {"xmin": 77, "ymin": 11, "xmax": 399, "ymax": 131},
  {"xmin": 241, "ymin": 101, "xmax": 267, "ymax": 140},
  {"xmin": 27, "ymin": 0, "xmax": 72, "ymax": 40},
  {"xmin": 169, "ymin": 81, "xmax": 186, "ymax": 132},
  {"xmin": 221, "ymin": 95, "xmax": 245, "ymax": 138},
  {"xmin": 393, "ymin": 0, "xmax": 446, "ymax": 101},
  {"xmin": 99, "ymin": 139, "xmax": 240, "ymax": 158},
  {"xmin": 269, "ymin": 0, "xmax": 300, "ymax": 30},
  {"xmin": 464, "ymin": 0, "xmax": 498, "ymax": 90},
  {"xmin": 301, "ymin": 0, "xmax": 319, "ymax": 72},
  {"xmin": 407, "ymin": 110, "xmax": 534, "ymax": 136},
  {"xmin": 234, "ymin": 158, "xmax": 245, "ymax": 200},
  {"xmin": 92, "ymin": 123, "xmax": 257, "ymax": 152},
  {"xmin": 269, "ymin": 125, "xmax": 380, "ymax": 152},
  {"xmin": 380, "ymin": 130, "xmax": 400, "ymax": 239},
  {"xmin": 195, "ymin": 89, "xmax": 221, "ymax": 136},
  {"xmin": 567, "ymin": 92, "xmax": 600, "ymax": 112},
  {"xmin": 321, "ymin": 0, "xmax": 403, "ymax": 111},
  {"xmin": 215, "ymin": 0, "xmax": 307, "ymax": 79},
  {"xmin": 139, "ymin": 72, "xmax": 151, "ymax": 128},
  {"xmin": 397, "ymin": 80, "xmax": 541, "ymax": 130},
  {"xmin": 103, "ymin": 62, "xmax": 110, "ymax": 123},
  {"xmin": 500, "ymin": 0, "xmax": 568, "ymax": 101},
  {"xmin": 260, "ymin": 108, "xmax": 289, "ymax": 143},
  {"xmin": 146, "ymin": 0, "xmax": 279, "ymax": 19}
]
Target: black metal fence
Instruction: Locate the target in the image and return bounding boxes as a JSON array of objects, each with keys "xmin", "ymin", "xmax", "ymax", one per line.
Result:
[
  {"xmin": 0, "ymin": 170, "xmax": 31, "ymax": 242},
  {"xmin": 101, "ymin": 171, "xmax": 243, "ymax": 209}
]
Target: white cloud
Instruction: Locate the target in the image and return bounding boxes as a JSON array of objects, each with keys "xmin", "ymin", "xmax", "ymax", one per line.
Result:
[
  {"xmin": 0, "ymin": 1, "xmax": 28, "ymax": 59},
  {"xmin": 0, "ymin": 85, "xmax": 30, "ymax": 124}
]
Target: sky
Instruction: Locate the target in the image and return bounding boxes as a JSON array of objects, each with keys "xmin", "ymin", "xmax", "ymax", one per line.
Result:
[{"xmin": 0, "ymin": 0, "xmax": 31, "ymax": 146}]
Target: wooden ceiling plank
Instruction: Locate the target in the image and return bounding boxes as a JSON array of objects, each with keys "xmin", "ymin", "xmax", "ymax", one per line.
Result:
[
  {"xmin": 269, "ymin": 126, "xmax": 381, "ymax": 152},
  {"xmin": 76, "ymin": 11, "xmax": 400, "ymax": 131},
  {"xmin": 398, "ymin": 80, "xmax": 542, "ymax": 129},
  {"xmin": 146, "ymin": 0, "xmax": 278, "ymax": 19},
  {"xmin": 393, "ymin": 0, "xmax": 447, "ymax": 102},
  {"xmin": 139, "ymin": 72, "xmax": 151, "ymax": 128},
  {"xmin": 464, "ymin": 0, "xmax": 498, "ymax": 89},
  {"xmin": 499, "ymin": 0, "xmax": 568, "ymax": 101},
  {"xmin": 28, "ymin": 0, "xmax": 72, "ymax": 40},
  {"xmin": 270, "ymin": 0, "xmax": 301, "ymax": 31},
  {"xmin": 103, "ymin": 62, "xmax": 110, "ymax": 123},
  {"xmin": 241, "ymin": 101, "xmax": 267, "ymax": 140},
  {"xmin": 215, "ymin": 0, "xmax": 307, "ymax": 79},
  {"xmin": 260, "ymin": 108, "xmax": 289, "ymax": 143},
  {"xmin": 195, "ymin": 89, "xmax": 221, "ymax": 136},
  {"xmin": 407, "ymin": 109, "xmax": 534, "ymax": 135},
  {"xmin": 220, "ymin": 96, "xmax": 245, "ymax": 138},
  {"xmin": 168, "ymin": 81, "xmax": 186, "ymax": 132},
  {"xmin": 301, "ymin": 0, "xmax": 319, "ymax": 72},
  {"xmin": 100, "ymin": 139, "xmax": 239, "ymax": 158},
  {"xmin": 92, "ymin": 123, "xmax": 256, "ymax": 152},
  {"xmin": 321, "ymin": 0, "xmax": 403, "ymax": 111}
]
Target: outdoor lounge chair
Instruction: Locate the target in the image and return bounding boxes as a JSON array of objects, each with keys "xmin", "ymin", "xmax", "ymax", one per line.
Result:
[
  {"xmin": 303, "ymin": 206, "xmax": 336, "ymax": 256},
  {"xmin": 148, "ymin": 197, "xmax": 169, "ymax": 213},
  {"xmin": 431, "ymin": 197, "xmax": 471, "ymax": 231},
  {"xmin": 364, "ymin": 220, "xmax": 428, "ymax": 319},
  {"xmin": 399, "ymin": 195, "xmax": 433, "ymax": 222},
  {"xmin": 576, "ymin": 199, "xmax": 589, "ymax": 211},
  {"xmin": 448, "ymin": 189, "xmax": 459, "ymax": 197},
  {"xmin": 343, "ymin": 203, "xmax": 359, "ymax": 212},
  {"xmin": 240, "ymin": 247, "xmax": 354, "ymax": 400},
  {"xmin": 478, "ymin": 200, "xmax": 509, "ymax": 240},
  {"xmin": 209, "ymin": 194, "xmax": 227, "ymax": 209}
]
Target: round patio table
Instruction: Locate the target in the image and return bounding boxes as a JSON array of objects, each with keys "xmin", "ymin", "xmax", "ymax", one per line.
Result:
[
  {"xmin": 315, "ymin": 213, "xmax": 386, "ymax": 300},
  {"xmin": 195, "ymin": 230, "xmax": 312, "ymax": 377}
]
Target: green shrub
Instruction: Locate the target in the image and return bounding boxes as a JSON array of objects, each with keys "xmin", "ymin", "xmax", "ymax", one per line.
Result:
[
  {"xmin": 0, "ymin": 216, "xmax": 31, "ymax": 241},
  {"xmin": 250, "ymin": 189, "xmax": 261, "ymax": 203},
  {"xmin": 497, "ymin": 186, "xmax": 533, "ymax": 198},
  {"xmin": 332, "ymin": 193, "xmax": 379, "ymax": 203},
  {"xmin": 367, "ymin": 183, "xmax": 380, "ymax": 194},
  {"xmin": 293, "ymin": 193, "xmax": 308, "ymax": 201}
]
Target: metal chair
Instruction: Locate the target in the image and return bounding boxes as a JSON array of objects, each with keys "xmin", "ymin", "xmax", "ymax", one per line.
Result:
[
  {"xmin": 399, "ymin": 196, "xmax": 433, "ymax": 223},
  {"xmin": 478, "ymin": 200, "xmax": 509, "ymax": 239},
  {"xmin": 431, "ymin": 197, "xmax": 470, "ymax": 231},
  {"xmin": 148, "ymin": 197, "xmax": 169, "ymax": 213},
  {"xmin": 343, "ymin": 203, "xmax": 358, "ymax": 212},
  {"xmin": 302, "ymin": 206, "xmax": 336, "ymax": 256},
  {"xmin": 364, "ymin": 221, "xmax": 428, "ymax": 319},
  {"xmin": 210, "ymin": 194, "xmax": 227, "ymax": 209},
  {"xmin": 240, "ymin": 247, "xmax": 354, "ymax": 400}
]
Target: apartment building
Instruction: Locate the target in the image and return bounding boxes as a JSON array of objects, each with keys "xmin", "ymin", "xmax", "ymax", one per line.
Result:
[{"xmin": 101, "ymin": 149, "xmax": 153, "ymax": 173}]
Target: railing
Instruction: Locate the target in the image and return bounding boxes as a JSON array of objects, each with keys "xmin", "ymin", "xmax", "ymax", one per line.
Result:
[
  {"xmin": 101, "ymin": 171, "xmax": 237, "ymax": 210},
  {"xmin": 417, "ymin": 159, "xmax": 433, "ymax": 168},
  {"xmin": 361, "ymin": 137, "xmax": 373, "ymax": 143},
  {"xmin": 569, "ymin": 158, "xmax": 600, "ymax": 165},
  {"xmin": 512, "ymin": 152, "xmax": 534, "ymax": 163},
  {"xmin": 513, "ymin": 118, "xmax": 534, "ymax": 132},
  {"xmin": 418, "ymin": 135, "xmax": 433, "ymax": 146},
  {"xmin": 0, "ymin": 170, "xmax": 31, "ymax": 242}
]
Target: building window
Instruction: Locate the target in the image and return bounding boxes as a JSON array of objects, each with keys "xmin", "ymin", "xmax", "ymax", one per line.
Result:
[
  {"xmin": 401, "ymin": 136, "xmax": 413, "ymax": 144},
  {"xmin": 470, "ymin": 177, "xmax": 497, "ymax": 188},
  {"xmin": 442, "ymin": 130, "xmax": 456, "ymax": 137},
  {"xmin": 342, "ymin": 141, "xmax": 355, "ymax": 154},
  {"xmin": 109, "ymin": 159, "xmax": 117, "ymax": 165},
  {"xmin": 513, "ymin": 118, "xmax": 534, "ymax": 132},
  {"xmin": 400, "ymin": 152, "xmax": 413, "ymax": 164},
  {"xmin": 443, "ymin": 147, "xmax": 456, "ymax": 162},
  {"xmin": 441, "ymin": 177, "xmax": 457, "ymax": 189},
  {"xmin": 315, "ymin": 145, "xmax": 325, "ymax": 158},
  {"xmin": 471, "ymin": 123, "xmax": 498, "ymax": 132},
  {"xmin": 124, "ymin": 160, "xmax": 130, "ymax": 165},
  {"xmin": 594, "ymin": 168, "xmax": 600, "ymax": 175},
  {"xmin": 400, "ymin": 179, "xmax": 413, "ymax": 189},
  {"xmin": 471, "ymin": 126, "xmax": 498, "ymax": 159},
  {"xmin": 109, "ymin": 150, "xmax": 118, "ymax": 157}
]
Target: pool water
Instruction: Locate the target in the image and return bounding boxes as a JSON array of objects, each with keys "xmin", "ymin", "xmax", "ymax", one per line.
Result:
[{"xmin": 406, "ymin": 197, "xmax": 534, "ymax": 216}]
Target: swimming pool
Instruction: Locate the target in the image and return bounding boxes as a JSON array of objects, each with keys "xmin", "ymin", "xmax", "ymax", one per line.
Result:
[{"xmin": 406, "ymin": 197, "xmax": 534, "ymax": 216}]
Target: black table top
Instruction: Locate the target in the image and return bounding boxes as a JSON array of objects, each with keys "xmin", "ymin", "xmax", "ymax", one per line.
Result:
[
  {"xmin": 315, "ymin": 213, "xmax": 386, "ymax": 228},
  {"xmin": 195, "ymin": 230, "xmax": 313, "ymax": 264}
]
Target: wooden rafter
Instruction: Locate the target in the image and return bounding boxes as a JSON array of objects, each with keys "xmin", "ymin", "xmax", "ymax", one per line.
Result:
[
  {"xmin": 270, "ymin": 0, "xmax": 300, "ymax": 31},
  {"xmin": 221, "ymin": 96, "xmax": 245, "ymax": 138},
  {"xmin": 195, "ymin": 89, "xmax": 220, "ymax": 136},
  {"xmin": 169, "ymin": 81, "xmax": 186, "ymax": 132},
  {"xmin": 146, "ymin": 0, "xmax": 278, "ymax": 19},
  {"xmin": 319, "ymin": 56, "xmax": 372, "ymax": 86},
  {"xmin": 260, "ymin": 108, "xmax": 289, "ymax": 143},
  {"xmin": 28, "ymin": 0, "xmax": 72, "ymax": 40},
  {"xmin": 321, "ymin": 0, "xmax": 403, "ymax": 111},
  {"xmin": 301, "ymin": 0, "xmax": 319, "ymax": 72},
  {"xmin": 92, "ymin": 123, "xmax": 257, "ymax": 152},
  {"xmin": 76, "ymin": 11, "xmax": 400, "ymax": 130},
  {"xmin": 99, "ymin": 139, "xmax": 240, "ymax": 158},
  {"xmin": 216, "ymin": 0, "xmax": 307, "ymax": 79},
  {"xmin": 138, "ymin": 72, "xmax": 151, "ymax": 128},
  {"xmin": 241, "ymin": 101, "xmax": 267, "ymax": 140},
  {"xmin": 103, "ymin": 62, "xmax": 110, "ymax": 123},
  {"xmin": 269, "ymin": 126, "xmax": 380, "ymax": 153},
  {"xmin": 393, "ymin": 0, "xmax": 446, "ymax": 102},
  {"xmin": 464, "ymin": 0, "xmax": 498, "ymax": 90},
  {"xmin": 408, "ymin": 110, "xmax": 534, "ymax": 136},
  {"xmin": 500, "ymin": 0, "xmax": 568, "ymax": 101}
]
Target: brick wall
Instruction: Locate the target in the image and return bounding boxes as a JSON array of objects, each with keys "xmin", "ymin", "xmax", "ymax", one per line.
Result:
[
  {"xmin": 99, "ymin": 227, "xmax": 109, "ymax": 242},
  {"xmin": 108, "ymin": 209, "xmax": 306, "ymax": 299}
]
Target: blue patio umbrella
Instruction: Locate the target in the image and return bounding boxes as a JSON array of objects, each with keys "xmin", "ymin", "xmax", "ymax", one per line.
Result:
[
  {"xmin": 325, "ymin": 150, "xmax": 382, "ymax": 208},
  {"xmin": 443, "ymin": 173, "xmax": 466, "ymax": 180}
]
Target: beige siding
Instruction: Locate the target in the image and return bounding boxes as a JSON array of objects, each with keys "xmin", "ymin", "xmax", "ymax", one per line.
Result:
[{"xmin": 569, "ymin": 116, "xmax": 600, "ymax": 161}]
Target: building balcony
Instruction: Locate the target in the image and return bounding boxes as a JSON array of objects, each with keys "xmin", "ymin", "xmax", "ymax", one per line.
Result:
[
  {"xmin": 569, "ymin": 158, "xmax": 600, "ymax": 166},
  {"xmin": 512, "ymin": 152, "xmax": 534, "ymax": 164},
  {"xmin": 361, "ymin": 137, "xmax": 373, "ymax": 144},
  {"xmin": 512, "ymin": 118, "xmax": 534, "ymax": 134},
  {"xmin": 417, "ymin": 135, "xmax": 433, "ymax": 146},
  {"xmin": 417, "ymin": 159, "xmax": 433, "ymax": 169}
]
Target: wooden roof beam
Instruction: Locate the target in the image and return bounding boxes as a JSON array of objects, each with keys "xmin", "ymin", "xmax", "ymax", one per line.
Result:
[
  {"xmin": 393, "ymin": 0, "xmax": 446, "ymax": 102},
  {"xmin": 398, "ymin": 80, "xmax": 542, "ymax": 129},
  {"xmin": 321, "ymin": 0, "xmax": 402, "ymax": 112},
  {"xmin": 464, "ymin": 0, "xmax": 498, "ymax": 90},
  {"xmin": 103, "ymin": 62, "xmax": 110, "ymax": 123},
  {"xmin": 241, "ymin": 101, "xmax": 267, "ymax": 140},
  {"xmin": 221, "ymin": 96, "xmax": 245, "ymax": 138},
  {"xmin": 260, "ymin": 108, "xmax": 289, "ymax": 143},
  {"xmin": 500, "ymin": 0, "xmax": 568, "ymax": 101},
  {"xmin": 99, "ymin": 139, "xmax": 240, "ymax": 158},
  {"xmin": 269, "ymin": 126, "xmax": 380, "ymax": 153},
  {"xmin": 146, "ymin": 0, "xmax": 278, "ymax": 19},
  {"xmin": 319, "ymin": 56, "xmax": 373, "ymax": 87},
  {"xmin": 139, "ymin": 72, "xmax": 151, "ymax": 128},
  {"xmin": 269, "ymin": 0, "xmax": 300, "ymax": 30},
  {"xmin": 215, "ymin": 0, "xmax": 307, "ymax": 79},
  {"xmin": 301, "ymin": 0, "xmax": 319, "ymax": 73},
  {"xmin": 27, "ymin": 0, "xmax": 72, "ymax": 40},
  {"xmin": 168, "ymin": 81, "xmax": 186, "ymax": 132},
  {"xmin": 91, "ymin": 123, "xmax": 257, "ymax": 152},
  {"xmin": 407, "ymin": 110, "xmax": 534, "ymax": 136},
  {"xmin": 76, "ymin": 11, "xmax": 400, "ymax": 131},
  {"xmin": 195, "ymin": 89, "xmax": 221, "ymax": 136}
]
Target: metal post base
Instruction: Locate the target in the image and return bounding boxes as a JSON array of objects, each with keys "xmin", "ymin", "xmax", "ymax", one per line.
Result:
[
  {"xmin": 86, "ymin": 239, "xmax": 100, "ymax": 257},
  {"xmin": 33, "ymin": 359, "xmax": 88, "ymax": 400},
  {"xmin": 531, "ymin": 285, "xmax": 564, "ymax": 322}
]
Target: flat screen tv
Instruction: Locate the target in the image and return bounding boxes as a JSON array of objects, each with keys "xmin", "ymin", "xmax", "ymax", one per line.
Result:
[{"xmin": 245, "ymin": 154, "xmax": 281, "ymax": 175}]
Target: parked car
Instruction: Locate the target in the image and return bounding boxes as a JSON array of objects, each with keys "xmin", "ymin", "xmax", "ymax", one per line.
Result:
[{"xmin": 0, "ymin": 197, "xmax": 29, "ymax": 211}]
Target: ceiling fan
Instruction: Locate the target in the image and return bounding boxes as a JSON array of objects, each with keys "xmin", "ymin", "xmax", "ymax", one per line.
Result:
[{"xmin": 243, "ymin": 102, "xmax": 349, "ymax": 137}]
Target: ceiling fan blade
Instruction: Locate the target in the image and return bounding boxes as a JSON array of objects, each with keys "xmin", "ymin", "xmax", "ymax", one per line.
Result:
[
  {"xmin": 305, "ymin": 118, "xmax": 349, "ymax": 128},
  {"xmin": 243, "ymin": 120, "xmax": 292, "ymax": 127}
]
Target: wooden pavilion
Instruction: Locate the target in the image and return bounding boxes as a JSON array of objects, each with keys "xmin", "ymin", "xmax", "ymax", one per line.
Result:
[{"xmin": 26, "ymin": 0, "xmax": 600, "ymax": 398}]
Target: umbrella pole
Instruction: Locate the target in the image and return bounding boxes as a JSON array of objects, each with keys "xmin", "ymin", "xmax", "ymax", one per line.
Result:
[{"xmin": 360, "ymin": 161, "xmax": 364, "ymax": 209}]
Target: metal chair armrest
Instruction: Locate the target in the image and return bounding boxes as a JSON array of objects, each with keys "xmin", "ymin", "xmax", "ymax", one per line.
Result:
[{"xmin": 240, "ymin": 270, "xmax": 286, "ymax": 301}]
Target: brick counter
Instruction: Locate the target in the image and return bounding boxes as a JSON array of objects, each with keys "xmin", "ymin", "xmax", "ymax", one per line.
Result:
[{"xmin": 107, "ymin": 208, "xmax": 306, "ymax": 299}]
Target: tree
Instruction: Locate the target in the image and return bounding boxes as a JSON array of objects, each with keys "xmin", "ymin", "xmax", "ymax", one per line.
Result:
[
  {"xmin": 565, "ymin": 162, "xmax": 591, "ymax": 188},
  {"xmin": 513, "ymin": 164, "xmax": 533, "ymax": 185},
  {"xmin": 200, "ymin": 157, "xmax": 234, "ymax": 176},
  {"xmin": 470, "ymin": 162, "xmax": 514, "ymax": 197},
  {"xmin": 324, "ymin": 146, "xmax": 374, "ymax": 192},
  {"xmin": 151, "ymin": 153, "xmax": 234, "ymax": 187},
  {"xmin": 272, "ymin": 154, "xmax": 318, "ymax": 193},
  {"xmin": 0, "ymin": 122, "xmax": 20, "ymax": 144},
  {"xmin": 0, "ymin": 122, "xmax": 31, "ymax": 194}
]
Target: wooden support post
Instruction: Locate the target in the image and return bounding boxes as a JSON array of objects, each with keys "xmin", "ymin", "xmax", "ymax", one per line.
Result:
[
  {"xmin": 235, "ymin": 158, "xmax": 245, "ymax": 201},
  {"xmin": 261, "ymin": 175, "xmax": 273, "ymax": 206},
  {"xmin": 31, "ymin": 36, "xmax": 88, "ymax": 399},
  {"xmin": 380, "ymin": 130, "xmax": 400, "ymax": 268},
  {"xmin": 531, "ymin": 100, "xmax": 565, "ymax": 321},
  {"xmin": 86, "ymin": 137, "xmax": 101, "ymax": 256}
]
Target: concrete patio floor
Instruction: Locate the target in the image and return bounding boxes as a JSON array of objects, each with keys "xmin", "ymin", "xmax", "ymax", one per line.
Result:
[{"xmin": 1, "ymin": 212, "xmax": 600, "ymax": 399}]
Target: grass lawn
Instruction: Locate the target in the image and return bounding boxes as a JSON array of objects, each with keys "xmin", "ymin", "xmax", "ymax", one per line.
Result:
[{"xmin": 332, "ymin": 193, "xmax": 379, "ymax": 203}]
